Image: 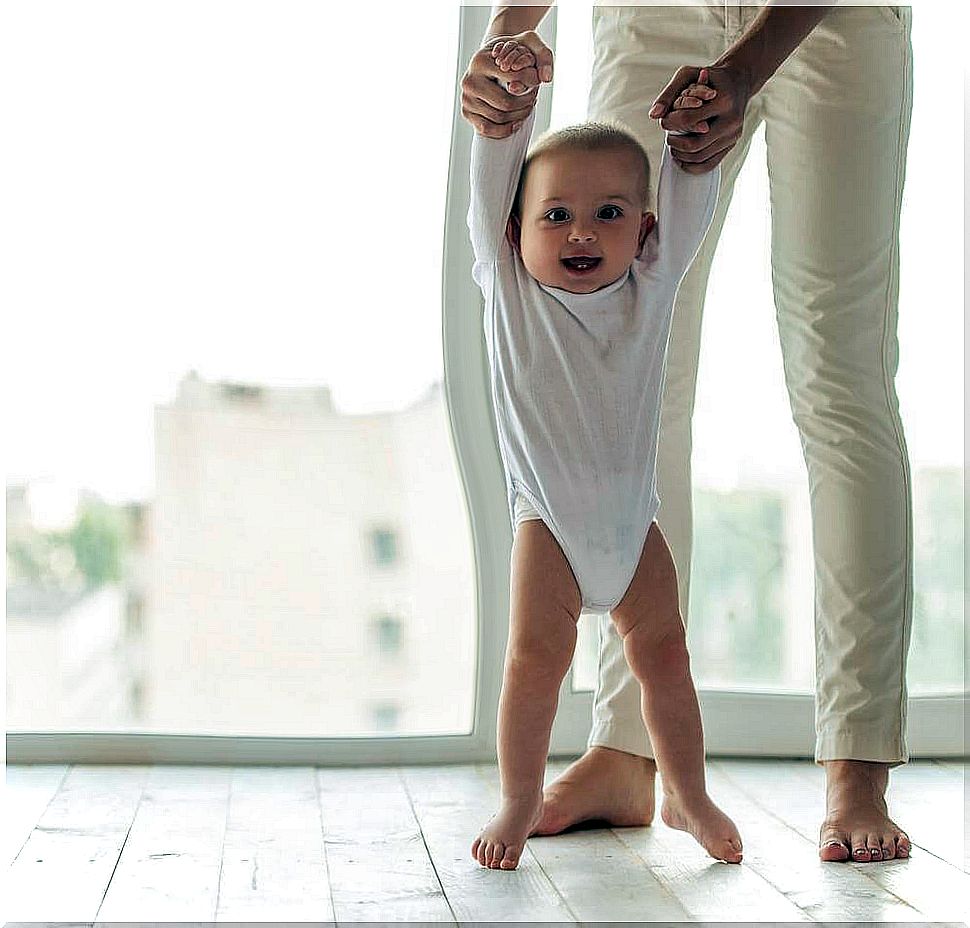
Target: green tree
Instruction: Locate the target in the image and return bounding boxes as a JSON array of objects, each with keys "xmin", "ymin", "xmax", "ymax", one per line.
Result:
[
  {"xmin": 6, "ymin": 495, "xmax": 128, "ymax": 591},
  {"xmin": 65, "ymin": 499, "xmax": 126, "ymax": 587}
]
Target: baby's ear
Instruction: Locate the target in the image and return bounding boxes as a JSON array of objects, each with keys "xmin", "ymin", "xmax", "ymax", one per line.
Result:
[
  {"xmin": 636, "ymin": 211, "xmax": 657, "ymax": 256},
  {"xmin": 505, "ymin": 213, "xmax": 522, "ymax": 253}
]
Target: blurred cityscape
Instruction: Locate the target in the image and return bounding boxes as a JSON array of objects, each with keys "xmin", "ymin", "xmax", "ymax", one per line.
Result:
[{"xmin": 6, "ymin": 372, "xmax": 965, "ymax": 733}]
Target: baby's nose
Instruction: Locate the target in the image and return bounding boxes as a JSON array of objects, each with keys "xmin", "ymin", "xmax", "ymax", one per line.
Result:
[{"xmin": 568, "ymin": 229, "xmax": 596, "ymax": 242}]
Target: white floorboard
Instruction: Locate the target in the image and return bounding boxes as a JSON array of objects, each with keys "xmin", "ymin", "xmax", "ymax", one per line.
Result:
[
  {"xmin": 3, "ymin": 757, "xmax": 966, "ymax": 924},
  {"xmin": 4, "ymin": 765, "xmax": 148, "ymax": 922},
  {"xmin": 722, "ymin": 759, "xmax": 970, "ymax": 924},
  {"xmin": 477, "ymin": 759, "xmax": 691, "ymax": 922}
]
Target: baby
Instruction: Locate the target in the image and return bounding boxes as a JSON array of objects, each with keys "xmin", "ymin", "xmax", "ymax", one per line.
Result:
[{"xmin": 466, "ymin": 39, "xmax": 742, "ymax": 871}]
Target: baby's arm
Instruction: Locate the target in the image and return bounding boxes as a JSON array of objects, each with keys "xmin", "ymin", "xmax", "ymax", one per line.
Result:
[{"xmin": 467, "ymin": 40, "xmax": 542, "ymax": 270}]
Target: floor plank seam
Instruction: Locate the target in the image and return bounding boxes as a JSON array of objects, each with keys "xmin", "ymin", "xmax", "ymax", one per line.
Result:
[
  {"xmin": 94, "ymin": 771, "xmax": 143, "ymax": 922},
  {"xmin": 213, "ymin": 766, "xmax": 234, "ymax": 919},
  {"xmin": 314, "ymin": 766, "xmax": 340, "ymax": 923},
  {"xmin": 605, "ymin": 823, "xmax": 691, "ymax": 916},
  {"xmin": 9, "ymin": 764, "xmax": 73, "ymax": 869},
  {"xmin": 396, "ymin": 765, "xmax": 460, "ymax": 924}
]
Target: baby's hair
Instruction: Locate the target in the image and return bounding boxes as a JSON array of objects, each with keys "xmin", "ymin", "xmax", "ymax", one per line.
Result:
[{"xmin": 512, "ymin": 121, "xmax": 652, "ymax": 220}]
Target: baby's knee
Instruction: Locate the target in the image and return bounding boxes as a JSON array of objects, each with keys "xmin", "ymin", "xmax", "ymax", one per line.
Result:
[
  {"xmin": 507, "ymin": 625, "xmax": 577, "ymax": 680},
  {"xmin": 618, "ymin": 616, "xmax": 690, "ymax": 679}
]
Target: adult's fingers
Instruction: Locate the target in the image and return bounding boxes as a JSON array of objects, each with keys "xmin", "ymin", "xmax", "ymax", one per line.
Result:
[
  {"xmin": 461, "ymin": 79, "xmax": 536, "ymax": 124},
  {"xmin": 469, "ymin": 115, "xmax": 525, "ymax": 139},
  {"xmin": 460, "ymin": 72, "xmax": 538, "ymax": 138},
  {"xmin": 673, "ymin": 145, "xmax": 732, "ymax": 174},
  {"xmin": 461, "ymin": 57, "xmax": 539, "ymax": 114},
  {"xmin": 459, "ymin": 37, "xmax": 545, "ymax": 134},
  {"xmin": 669, "ymin": 129, "xmax": 740, "ymax": 166}
]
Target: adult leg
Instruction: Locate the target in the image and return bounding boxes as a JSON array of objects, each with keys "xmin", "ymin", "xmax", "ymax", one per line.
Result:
[
  {"xmin": 536, "ymin": 4, "xmax": 767, "ymax": 834},
  {"xmin": 761, "ymin": 4, "xmax": 914, "ymax": 861}
]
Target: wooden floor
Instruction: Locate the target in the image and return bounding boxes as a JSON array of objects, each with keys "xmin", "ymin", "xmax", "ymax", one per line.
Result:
[{"xmin": 3, "ymin": 757, "xmax": 967, "ymax": 923}]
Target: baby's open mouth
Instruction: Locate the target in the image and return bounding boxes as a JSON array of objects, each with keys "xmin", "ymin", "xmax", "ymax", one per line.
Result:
[{"xmin": 561, "ymin": 256, "xmax": 602, "ymax": 272}]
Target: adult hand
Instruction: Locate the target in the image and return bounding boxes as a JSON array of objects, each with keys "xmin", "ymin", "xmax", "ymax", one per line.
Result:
[
  {"xmin": 460, "ymin": 30, "xmax": 554, "ymax": 139},
  {"xmin": 648, "ymin": 64, "xmax": 754, "ymax": 174}
]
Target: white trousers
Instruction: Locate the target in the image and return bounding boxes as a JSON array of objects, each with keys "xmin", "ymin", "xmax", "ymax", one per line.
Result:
[{"xmin": 585, "ymin": 3, "xmax": 914, "ymax": 765}]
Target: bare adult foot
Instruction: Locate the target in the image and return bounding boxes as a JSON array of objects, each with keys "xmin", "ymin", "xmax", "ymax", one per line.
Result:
[
  {"xmin": 531, "ymin": 745, "xmax": 657, "ymax": 836},
  {"xmin": 472, "ymin": 791, "xmax": 544, "ymax": 870},
  {"xmin": 661, "ymin": 792, "xmax": 743, "ymax": 863},
  {"xmin": 819, "ymin": 760, "xmax": 911, "ymax": 862}
]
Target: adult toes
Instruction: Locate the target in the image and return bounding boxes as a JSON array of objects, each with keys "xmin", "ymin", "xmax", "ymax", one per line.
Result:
[
  {"xmin": 488, "ymin": 841, "xmax": 506, "ymax": 868},
  {"xmin": 471, "ymin": 836, "xmax": 482, "ymax": 862},
  {"xmin": 866, "ymin": 834, "xmax": 883, "ymax": 861},
  {"xmin": 851, "ymin": 833, "xmax": 872, "ymax": 861},
  {"xmin": 820, "ymin": 842, "xmax": 850, "ymax": 861},
  {"xmin": 819, "ymin": 827, "xmax": 851, "ymax": 861},
  {"xmin": 895, "ymin": 832, "xmax": 911, "ymax": 858}
]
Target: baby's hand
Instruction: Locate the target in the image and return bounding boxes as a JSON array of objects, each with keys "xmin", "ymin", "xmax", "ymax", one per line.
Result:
[
  {"xmin": 667, "ymin": 75, "xmax": 717, "ymax": 135},
  {"xmin": 671, "ymin": 81, "xmax": 717, "ymax": 112},
  {"xmin": 491, "ymin": 39, "xmax": 540, "ymax": 96}
]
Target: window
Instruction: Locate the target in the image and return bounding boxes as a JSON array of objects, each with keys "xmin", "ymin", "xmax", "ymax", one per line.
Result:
[
  {"xmin": 553, "ymin": 3, "xmax": 965, "ymax": 700},
  {"xmin": 374, "ymin": 613, "xmax": 403, "ymax": 655},
  {"xmin": 370, "ymin": 703, "xmax": 401, "ymax": 733},
  {"xmin": 4, "ymin": 5, "xmax": 479, "ymax": 746},
  {"xmin": 369, "ymin": 528, "xmax": 400, "ymax": 568},
  {"xmin": 5, "ymin": 5, "xmax": 961, "ymax": 764}
]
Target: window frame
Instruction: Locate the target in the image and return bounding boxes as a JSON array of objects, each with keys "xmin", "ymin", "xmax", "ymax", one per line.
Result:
[{"xmin": 7, "ymin": 6, "xmax": 965, "ymax": 764}]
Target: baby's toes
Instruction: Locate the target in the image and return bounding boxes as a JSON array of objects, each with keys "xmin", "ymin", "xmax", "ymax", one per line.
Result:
[
  {"xmin": 477, "ymin": 836, "xmax": 492, "ymax": 868},
  {"xmin": 500, "ymin": 844, "xmax": 523, "ymax": 869},
  {"xmin": 710, "ymin": 834, "xmax": 743, "ymax": 863}
]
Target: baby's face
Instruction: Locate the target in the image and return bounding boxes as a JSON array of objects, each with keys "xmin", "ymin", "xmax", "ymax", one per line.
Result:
[{"xmin": 507, "ymin": 148, "xmax": 656, "ymax": 294}]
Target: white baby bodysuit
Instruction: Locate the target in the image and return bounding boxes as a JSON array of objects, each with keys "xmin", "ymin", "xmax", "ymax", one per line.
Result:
[{"xmin": 467, "ymin": 104, "xmax": 719, "ymax": 617}]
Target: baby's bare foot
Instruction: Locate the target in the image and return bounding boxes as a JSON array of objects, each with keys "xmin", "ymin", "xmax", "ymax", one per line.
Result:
[
  {"xmin": 661, "ymin": 793, "xmax": 743, "ymax": 863},
  {"xmin": 471, "ymin": 792, "xmax": 544, "ymax": 870}
]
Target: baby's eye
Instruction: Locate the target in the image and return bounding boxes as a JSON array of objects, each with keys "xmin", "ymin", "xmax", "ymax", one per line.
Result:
[
  {"xmin": 598, "ymin": 205, "xmax": 623, "ymax": 220},
  {"xmin": 546, "ymin": 208, "xmax": 570, "ymax": 222}
]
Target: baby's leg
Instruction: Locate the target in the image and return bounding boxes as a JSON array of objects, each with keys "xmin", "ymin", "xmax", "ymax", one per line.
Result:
[
  {"xmin": 610, "ymin": 522, "xmax": 743, "ymax": 863},
  {"xmin": 471, "ymin": 517, "xmax": 582, "ymax": 870}
]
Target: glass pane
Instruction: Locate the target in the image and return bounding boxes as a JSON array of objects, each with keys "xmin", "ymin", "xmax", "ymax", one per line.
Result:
[
  {"xmin": 4, "ymin": 4, "xmax": 478, "ymax": 736},
  {"xmin": 567, "ymin": 5, "xmax": 964, "ymax": 694}
]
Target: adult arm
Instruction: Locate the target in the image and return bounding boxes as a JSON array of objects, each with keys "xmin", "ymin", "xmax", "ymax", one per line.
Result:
[{"xmin": 652, "ymin": 2, "xmax": 837, "ymax": 173}]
